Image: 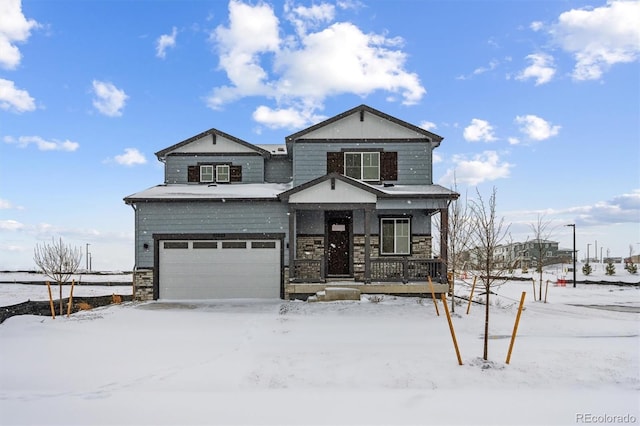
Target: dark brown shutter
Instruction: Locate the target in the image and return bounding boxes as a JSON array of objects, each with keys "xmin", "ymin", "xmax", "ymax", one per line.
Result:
[
  {"xmin": 230, "ymin": 165, "xmax": 242, "ymax": 182},
  {"xmin": 187, "ymin": 165, "xmax": 200, "ymax": 182},
  {"xmin": 380, "ymin": 152, "xmax": 398, "ymax": 181},
  {"xmin": 326, "ymin": 152, "xmax": 344, "ymax": 174}
]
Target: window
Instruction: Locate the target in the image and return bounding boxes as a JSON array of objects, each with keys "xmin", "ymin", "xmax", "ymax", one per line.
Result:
[
  {"xmin": 193, "ymin": 241, "xmax": 217, "ymax": 249},
  {"xmin": 164, "ymin": 241, "xmax": 188, "ymax": 249},
  {"xmin": 200, "ymin": 165, "xmax": 214, "ymax": 182},
  {"xmin": 380, "ymin": 218, "xmax": 410, "ymax": 255},
  {"xmin": 216, "ymin": 165, "xmax": 230, "ymax": 183},
  {"xmin": 344, "ymin": 152, "xmax": 380, "ymax": 181},
  {"xmin": 222, "ymin": 241, "xmax": 247, "ymax": 249}
]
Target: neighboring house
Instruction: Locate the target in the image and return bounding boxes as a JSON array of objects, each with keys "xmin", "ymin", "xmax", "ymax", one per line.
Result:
[
  {"xmin": 124, "ymin": 105, "xmax": 459, "ymax": 300},
  {"xmin": 463, "ymin": 239, "xmax": 571, "ymax": 271}
]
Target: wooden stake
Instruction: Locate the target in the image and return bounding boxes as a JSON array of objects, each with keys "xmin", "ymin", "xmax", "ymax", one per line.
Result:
[
  {"xmin": 67, "ymin": 279, "xmax": 75, "ymax": 317},
  {"xmin": 442, "ymin": 293, "xmax": 463, "ymax": 365},
  {"xmin": 505, "ymin": 291, "xmax": 527, "ymax": 364},
  {"xmin": 428, "ymin": 276, "xmax": 440, "ymax": 316},
  {"xmin": 531, "ymin": 279, "xmax": 537, "ymax": 301},
  {"xmin": 466, "ymin": 275, "xmax": 477, "ymax": 315},
  {"xmin": 544, "ymin": 280, "xmax": 549, "ymax": 304},
  {"xmin": 46, "ymin": 281, "xmax": 56, "ymax": 319}
]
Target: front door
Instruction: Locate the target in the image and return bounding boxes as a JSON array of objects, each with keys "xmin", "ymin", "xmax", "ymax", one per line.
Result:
[{"xmin": 326, "ymin": 215, "xmax": 351, "ymax": 276}]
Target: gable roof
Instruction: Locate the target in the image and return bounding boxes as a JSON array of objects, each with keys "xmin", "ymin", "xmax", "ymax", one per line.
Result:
[
  {"xmin": 155, "ymin": 128, "xmax": 272, "ymax": 160},
  {"xmin": 278, "ymin": 172, "xmax": 387, "ymax": 201},
  {"xmin": 285, "ymin": 104, "xmax": 444, "ymax": 145}
]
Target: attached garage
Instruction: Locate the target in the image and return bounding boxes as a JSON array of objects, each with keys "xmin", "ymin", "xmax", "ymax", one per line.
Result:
[{"xmin": 156, "ymin": 236, "xmax": 283, "ymax": 300}]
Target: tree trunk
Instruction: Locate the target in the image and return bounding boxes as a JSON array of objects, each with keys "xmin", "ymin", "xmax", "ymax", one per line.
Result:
[
  {"xmin": 58, "ymin": 282, "xmax": 63, "ymax": 316},
  {"xmin": 483, "ymin": 285, "xmax": 489, "ymax": 360}
]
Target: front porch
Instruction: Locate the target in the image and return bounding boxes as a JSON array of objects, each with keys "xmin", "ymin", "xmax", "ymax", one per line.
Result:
[{"xmin": 285, "ymin": 279, "xmax": 449, "ymax": 300}]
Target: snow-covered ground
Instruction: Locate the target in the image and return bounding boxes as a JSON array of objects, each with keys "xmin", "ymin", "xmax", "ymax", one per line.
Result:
[
  {"xmin": 0, "ymin": 268, "xmax": 638, "ymax": 426},
  {"xmin": 0, "ymin": 271, "xmax": 132, "ymax": 284}
]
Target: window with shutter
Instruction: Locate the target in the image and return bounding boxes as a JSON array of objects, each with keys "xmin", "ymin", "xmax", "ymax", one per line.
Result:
[
  {"xmin": 380, "ymin": 151, "xmax": 398, "ymax": 181},
  {"xmin": 327, "ymin": 152, "xmax": 343, "ymax": 174}
]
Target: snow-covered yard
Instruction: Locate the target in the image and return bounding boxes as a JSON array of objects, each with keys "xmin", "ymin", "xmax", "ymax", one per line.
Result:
[{"xmin": 1, "ymin": 273, "xmax": 638, "ymax": 426}]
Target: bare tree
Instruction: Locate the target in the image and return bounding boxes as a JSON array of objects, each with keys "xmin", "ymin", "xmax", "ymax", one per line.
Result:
[
  {"xmin": 529, "ymin": 214, "xmax": 554, "ymax": 301},
  {"xmin": 445, "ymin": 183, "xmax": 472, "ymax": 312},
  {"xmin": 34, "ymin": 238, "xmax": 82, "ymax": 316},
  {"xmin": 468, "ymin": 187, "xmax": 510, "ymax": 361}
]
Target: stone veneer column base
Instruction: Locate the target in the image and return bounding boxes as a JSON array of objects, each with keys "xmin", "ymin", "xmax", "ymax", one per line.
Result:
[{"xmin": 133, "ymin": 269, "xmax": 154, "ymax": 301}]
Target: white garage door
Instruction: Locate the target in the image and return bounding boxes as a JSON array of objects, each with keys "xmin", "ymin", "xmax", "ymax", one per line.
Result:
[{"xmin": 159, "ymin": 239, "xmax": 281, "ymax": 299}]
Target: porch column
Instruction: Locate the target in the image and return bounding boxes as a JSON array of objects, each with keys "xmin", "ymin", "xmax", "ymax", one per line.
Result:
[
  {"xmin": 364, "ymin": 208, "xmax": 371, "ymax": 283},
  {"xmin": 439, "ymin": 207, "xmax": 449, "ymax": 275},
  {"xmin": 288, "ymin": 206, "xmax": 296, "ymax": 280}
]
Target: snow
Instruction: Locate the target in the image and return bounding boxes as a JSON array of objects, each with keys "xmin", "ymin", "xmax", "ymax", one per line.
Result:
[
  {"xmin": 0, "ymin": 270, "xmax": 638, "ymax": 425},
  {"xmin": 124, "ymin": 182, "xmax": 293, "ymax": 201}
]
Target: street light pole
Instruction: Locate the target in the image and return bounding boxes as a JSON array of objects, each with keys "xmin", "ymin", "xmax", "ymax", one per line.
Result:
[
  {"xmin": 587, "ymin": 243, "xmax": 591, "ymax": 264},
  {"xmin": 566, "ymin": 224, "xmax": 576, "ymax": 288},
  {"xmin": 86, "ymin": 243, "xmax": 90, "ymax": 271}
]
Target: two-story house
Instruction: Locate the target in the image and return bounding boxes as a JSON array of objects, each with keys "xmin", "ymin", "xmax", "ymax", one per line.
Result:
[{"xmin": 124, "ymin": 105, "xmax": 459, "ymax": 300}]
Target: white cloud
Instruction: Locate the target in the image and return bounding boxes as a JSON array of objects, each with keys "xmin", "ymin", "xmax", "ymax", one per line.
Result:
[
  {"xmin": 207, "ymin": 0, "xmax": 425, "ymax": 128},
  {"xmin": 252, "ymin": 105, "xmax": 325, "ymax": 130},
  {"xmin": 156, "ymin": 27, "xmax": 178, "ymax": 59},
  {"xmin": 551, "ymin": 0, "xmax": 640, "ymax": 81},
  {"xmin": 575, "ymin": 189, "xmax": 640, "ymax": 226},
  {"xmin": 516, "ymin": 53, "xmax": 556, "ymax": 85},
  {"xmin": 92, "ymin": 80, "xmax": 128, "ymax": 117},
  {"xmin": 113, "ymin": 148, "xmax": 147, "ymax": 166},
  {"xmin": 0, "ymin": 199, "xmax": 13, "ymax": 209},
  {"xmin": 0, "ymin": 219, "xmax": 24, "ymax": 231},
  {"xmin": 419, "ymin": 121, "xmax": 437, "ymax": 131},
  {"xmin": 439, "ymin": 151, "xmax": 512, "ymax": 186},
  {"xmin": 530, "ymin": 21, "xmax": 544, "ymax": 31},
  {"xmin": 3, "ymin": 135, "xmax": 79, "ymax": 151},
  {"xmin": 508, "ymin": 137, "xmax": 520, "ymax": 145},
  {"xmin": 463, "ymin": 118, "xmax": 497, "ymax": 142},
  {"xmin": 0, "ymin": 0, "xmax": 39, "ymax": 69},
  {"xmin": 0, "ymin": 78, "xmax": 35, "ymax": 112},
  {"xmin": 515, "ymin": 115, "xmax": 560, "ymax": 141}
]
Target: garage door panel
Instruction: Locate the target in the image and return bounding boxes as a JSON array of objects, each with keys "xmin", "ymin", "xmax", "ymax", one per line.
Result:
[{"xmin": 159, "ymin": 239, "xmax": 280, "ymax": 300}]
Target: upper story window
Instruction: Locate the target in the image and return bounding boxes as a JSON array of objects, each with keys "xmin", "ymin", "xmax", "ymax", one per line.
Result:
[
  {"xmin": 216, "ymin": 165, "xmax": 230, "ymax": 183},
  {"xmin": 327, "ymin": 150, "xmax": 397, "ymax": 182},
  {"xmin": 188, "ymin": 164, "xmax": 242, "ymax": 183},
  {"xmin": 344, "ymin": 152, "xmax": 380, "ymax": 181},
  {"xmin": 200, "ymin": 165, "xmax": 214, "ymax": 182}
]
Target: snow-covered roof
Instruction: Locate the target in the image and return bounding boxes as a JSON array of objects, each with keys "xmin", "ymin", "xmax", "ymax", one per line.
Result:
[
  {"xmin": 124, "ymin": 180, "xmax": 458, "ymax": 204},
  {"xmin": 124, "ymin": 183, "xmax": 293, "ymax": 203},
  {"xmin": 255, "ymin": 144, "xmax": 288, "ymax": 155}
]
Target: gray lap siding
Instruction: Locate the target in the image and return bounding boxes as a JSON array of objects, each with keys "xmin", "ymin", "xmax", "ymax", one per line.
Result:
[
  {"xmin": 292, "ymin": 142, "xmax": 433, "ymax": 187},
  {"xmin": 134, "ymin": 200, "xmax": 289, "ymax": 268},
  {"xmin": 164, "ymin": 155, "xmax": 265, "ymax": 184}
]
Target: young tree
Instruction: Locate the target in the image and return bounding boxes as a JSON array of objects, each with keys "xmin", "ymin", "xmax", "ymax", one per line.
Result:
[
  {"xmin": 468, "ymin": 187, "xmax": 510, "ymax": 361},
  {"xmin": 34, "ymin": 237, "xmax": 83, "ymax": 316},
  {"xmin": 626, "ymin": 244, "xmax": 638, "ymax": 274},
  {"xmin": 529, "ymin": 214, "xmax": 554, "ymax": 301},
  {"xmin": 582, "ymin": 263, "xmax": 592, "ymax": 275},
  {"xmin": 433, "ymin": 179, "xmax": 471, "ymax": 312},
  {"xmin": 605, "ymin": 260, "xmax": 616, "ymax": 275}
]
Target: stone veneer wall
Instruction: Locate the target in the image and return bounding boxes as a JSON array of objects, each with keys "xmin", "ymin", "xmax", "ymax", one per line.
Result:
[
  {"xmin": 133, "ymin": 269, "xmax": 154, "ymax": 301},
  {"xmin": 296, "ymin": 235, "xmax": 325, "ymax": 259}
]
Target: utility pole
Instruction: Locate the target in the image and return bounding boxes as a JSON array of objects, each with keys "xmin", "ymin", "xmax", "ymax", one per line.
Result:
[
  {"xmin": 566, "ymin": 224, "xmax": 576, "ymax": 288},
  {"xmin": 85, "ymin": 243, "xmax": 90, "ymax": 271}
]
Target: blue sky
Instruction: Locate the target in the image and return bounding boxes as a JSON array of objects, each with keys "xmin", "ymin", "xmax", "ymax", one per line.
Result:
[{"xmin": 1, "ymin": 0, "xmax": 638, "ymax": 271}]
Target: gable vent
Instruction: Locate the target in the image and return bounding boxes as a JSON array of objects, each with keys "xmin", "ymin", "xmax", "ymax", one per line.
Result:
[
  {"xmin": 360, "ymin": 110, "xmax": 364, "ymax": 122},
  {"xmin": 211, "ymin": 134, "xmax": 216, "ymax": 144}
]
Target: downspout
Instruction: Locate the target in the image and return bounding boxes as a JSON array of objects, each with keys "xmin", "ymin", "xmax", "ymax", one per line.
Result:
[{"xmin": 128, "ymin": 202, "xmax": 138, "ymax": 297}]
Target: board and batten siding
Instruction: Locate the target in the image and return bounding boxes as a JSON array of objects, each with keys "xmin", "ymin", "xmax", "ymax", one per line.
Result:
[
  {"xmin": 134, "ymin": 200, "xmax": 289, "ymax": 268},
  {"xmin": 292, "ymin": 142, "xmax": 434, "ymax": 187},
  {"xmin": 164, "ymin": 155, "xmax": 265, "ymax": 184}
]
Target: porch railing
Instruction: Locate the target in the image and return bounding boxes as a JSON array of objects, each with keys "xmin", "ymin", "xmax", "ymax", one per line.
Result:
[
  {"xmin": 291, "ymin": 257, "xmax": 445, "ymax": 283},
  {"xmin": 370, "ymin": 258, "xmax": 445, "ymax": 283}
]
